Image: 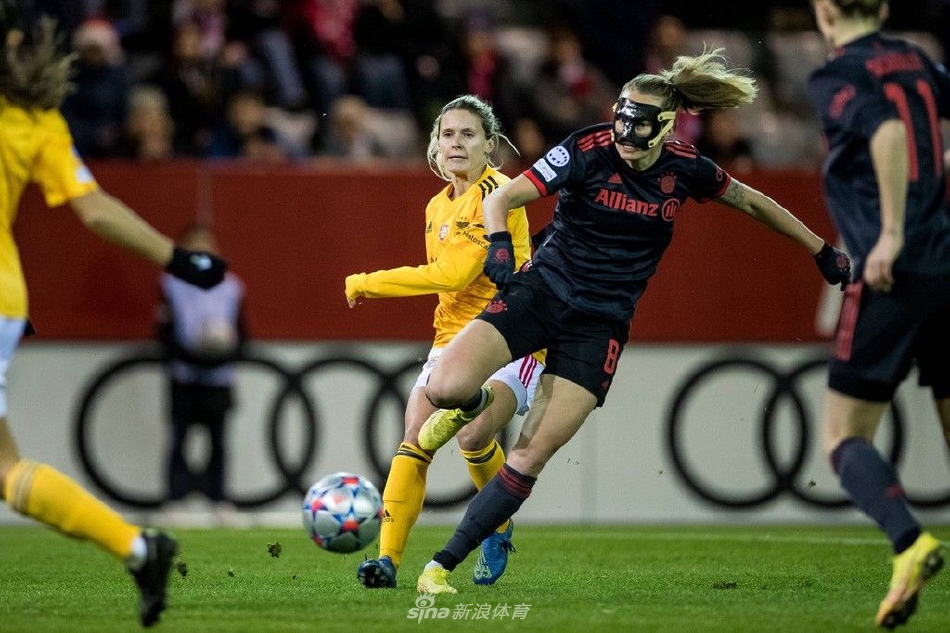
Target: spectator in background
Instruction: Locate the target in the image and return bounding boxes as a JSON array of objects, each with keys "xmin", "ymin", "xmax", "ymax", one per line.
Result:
[
  {"xmin": 530, "ymin": 24, "xmax": 615, "ymax": 145},
  {"xmin": 457, "ymin": 9, "xmax": 522, "ymax": 130},
  {"xmin": 695, "ymin": 109, "xmax": 755, "ymax": 174},
  {"xmin": 61, "ymin": 18, "xmax": 129, "ymax": 157},
  {"xmin": 158, "ymin": 224, "xmax": 246, "ymax": 523},
  {"xmin": 151, "ymin": 19, "xmax": 225, "ymax": 155},
  {"xmin": 226, "ymin": 0, "xmax": 310, "ymax": 111},
  {"xmin": 172, "ymin": 0, "xmax": 283, "ymax": 110},
  {"xmin": 360, "ymin": 0, "xmax": 464, "ymax": 130},
  {"xmin": 242, "ymin": 127, "xmax": 291, "ymax": 162},
  {"xmin": 350, "ymin": 0, "xmax": 413, "ymax": 110},
  {"xmin": 510, "ymin": 118, "xmax": 547, "ymax": 166},
  {"xmin": 545, "ymin": 0, "xmax": 662, "ymax": 86},
  {"xmin": 321, "ymin": 94, "xmax": 385, "ymax": 159},
  {"xmin": 119, "ymin": 85, "xmax": 175, "ymax": 161},
  {"xmin": 171, "ymin": 0, "xmax": 228, "ymax": 60},
  {"xmin": 287, "ymin": 0, "xmax": 360, "ymax": 115},
  {"xmin": 207, "ymin": 89, "xmax": 291, "ymax": 160},
  {"xmin": 495, "ymin": 116, "xmax": 547, "ymax": 170}
]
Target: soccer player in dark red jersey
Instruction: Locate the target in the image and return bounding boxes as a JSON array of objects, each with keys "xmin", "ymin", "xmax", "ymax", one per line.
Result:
[
  {"xmin": 808, "ymin": 0, "xmax": 948, "ymax": 627},
  {"xmin": 414, "ymin": 49, "xmax": 851, "ymax": 594}
]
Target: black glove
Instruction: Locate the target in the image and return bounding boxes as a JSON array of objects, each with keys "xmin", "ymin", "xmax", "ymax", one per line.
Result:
[
  {"xmin": 484, "ymin": 231, "xmax": 515, "ymax": 289},
  {"xmin": 166, "ymin": 246, "xmax": 227, "ymax": 289},
  {"xmin": 814, "ymin": 242, "xmax": 851, "ymax": 290}
]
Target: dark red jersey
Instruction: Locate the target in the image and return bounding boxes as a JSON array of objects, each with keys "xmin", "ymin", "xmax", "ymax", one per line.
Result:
[
  {"xmin": 807, "ymin": 32, "xmax": 950, "ymax": 276},
  {"xmin": 524, "ymin": 123, "xmax": 730, "ymax": 320}
]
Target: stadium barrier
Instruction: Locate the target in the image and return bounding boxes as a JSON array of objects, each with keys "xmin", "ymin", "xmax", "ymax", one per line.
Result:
[{"xmin": 16, "ymin": 161, "xmax": 836, "ymax": 342}]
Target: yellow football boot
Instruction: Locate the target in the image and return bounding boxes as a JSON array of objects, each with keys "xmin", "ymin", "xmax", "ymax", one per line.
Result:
[
  {"xmin": 417, "ymin": 566, "xmax": 458, "ymax": 595},
  {"xmin": 875, "ymin": 532, "xmax": 944, "ymax": 629},
  {"xmin": 418, "ymin": 385, "xmax": 494, "ymax": 452}
]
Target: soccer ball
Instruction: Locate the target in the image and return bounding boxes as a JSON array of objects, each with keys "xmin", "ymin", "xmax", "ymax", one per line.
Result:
[{"xmin": 302, "ymin": 472, "xmax": 383, "ymax": 553}]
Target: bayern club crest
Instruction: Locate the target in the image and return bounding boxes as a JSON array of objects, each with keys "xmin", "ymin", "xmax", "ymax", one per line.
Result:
[{"xmin": 660, "ymin": 172, "xmax": 676, "ymax": 194}]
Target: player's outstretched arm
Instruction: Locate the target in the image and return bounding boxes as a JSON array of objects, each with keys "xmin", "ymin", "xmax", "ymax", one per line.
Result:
[
  {"xmin": 70, "ymin": 189, "xmax": 174, "ymax": 265},
  {"xmin": 344, "ymin": 250, "xmax": 483, "ymax": 308},
  {"xmin": 716, "ymin": 179, "xmax": 851, "ymax": 288},
  {"xmin": 69, "ymin": 189, "xmax": 226, "ymax": 288}
]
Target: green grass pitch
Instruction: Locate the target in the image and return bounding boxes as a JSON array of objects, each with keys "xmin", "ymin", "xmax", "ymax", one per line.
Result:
[{"xmin": 1, "ymin": 524, "xmax": 947, "ymax": 632}]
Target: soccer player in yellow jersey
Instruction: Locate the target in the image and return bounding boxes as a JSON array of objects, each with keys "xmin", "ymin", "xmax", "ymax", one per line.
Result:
[
  {"xmin": 0, "ymin": 8, "xmax": 225, "ymax": 627},
  {"xmin": 346, "ymin": 95, "xmax": 544, "ymax": 589}
]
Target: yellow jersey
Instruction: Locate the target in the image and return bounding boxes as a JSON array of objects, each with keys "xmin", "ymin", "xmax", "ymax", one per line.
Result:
[
  {"xmin": 0, "ymin": 98, "xmax": 99, "ymax": 318},
  {"xmin": 355, "ymin": 167, "xmax": 536, "ymax": 349}
]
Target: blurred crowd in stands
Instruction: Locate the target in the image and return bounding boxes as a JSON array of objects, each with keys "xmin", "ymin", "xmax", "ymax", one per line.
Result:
[{"xmin": 22, "ymin": 0, "xmax": 950, "ymax": 171}]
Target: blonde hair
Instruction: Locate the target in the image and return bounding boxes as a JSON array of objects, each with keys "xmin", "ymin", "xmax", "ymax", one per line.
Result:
[
  {"xmin": 426, "ymin": 94, "xmax": 516, "ymax": 181},
  {"xmin": 0, "ymin": 17, "xmax": 73, "ymax": 109},
  {"xmin": 623, "ymin": 48, "xmax": 757, "ymax": 113}
]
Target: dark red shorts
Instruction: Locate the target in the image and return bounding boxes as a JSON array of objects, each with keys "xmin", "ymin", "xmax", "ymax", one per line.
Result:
[
  {"xmin": 476, "ymin": 266, "xmax": 630, "ymax": 407},
  {"xmin": 829, "ymin": 272, "xmax": 950, "ymax": 401}
]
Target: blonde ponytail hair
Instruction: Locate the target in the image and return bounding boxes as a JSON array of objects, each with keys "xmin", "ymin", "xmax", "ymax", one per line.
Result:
[{"xmin": 624, "ymin": 48, "xmax": 757, "ymax": 112}]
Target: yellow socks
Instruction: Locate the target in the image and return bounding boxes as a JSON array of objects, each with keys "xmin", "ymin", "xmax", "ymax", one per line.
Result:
[
  {"xmin": 379, "ymin": 443, "xmax": 431, "ymax": 567},
  {"xmin": 4, "ymin": 459, "xmax": 140, "ymax": 560},
  {"xmin": 461, "ymin": 439, "xmax": 510, "ymax": 533}
]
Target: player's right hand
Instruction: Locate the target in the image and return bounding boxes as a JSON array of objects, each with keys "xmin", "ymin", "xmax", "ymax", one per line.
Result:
[
  {"xmin": 166, "ymin": 246, "xmax": 226, "ymax": 289},
  {"xmin": 345, "ymin": 273, "xmax": 366, "ymax": 307},
  {"xmin": 484, "ymin": 231, "xmax": 515, "ymax": 289}
]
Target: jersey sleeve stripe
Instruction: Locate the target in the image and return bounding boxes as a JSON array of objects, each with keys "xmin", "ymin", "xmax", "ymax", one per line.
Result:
[
  {"xmin": 666, "ymin": 144, "xmax": 698, "ymax": 159},
  {"xmin": 714, "ymin": 173, "xmax": 732, "ymax": 198},
  {"xmin": 523, "ymin": 169, "xmax": 548, "ymax": 196},
  {"xmin": 577, "ymin": 131, "xmax": 613, "ymax": 152}
]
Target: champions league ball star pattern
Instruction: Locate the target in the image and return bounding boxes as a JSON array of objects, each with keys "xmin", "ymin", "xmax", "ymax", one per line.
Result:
[{"xmin": 303, "ymin": 473, "xmax": 383, "ymax": 553}]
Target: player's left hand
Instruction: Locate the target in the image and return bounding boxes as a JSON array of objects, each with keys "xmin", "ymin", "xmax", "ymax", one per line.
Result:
[
  {"xmin": 863, "ymin": 232, "xmax": 902, "ymax": 293},
  {"xmin": 814, "ymin": 242, "xmax": 851, "ymax": 290},
  {"xmin": 166, "ymin": 247, "xmax": 226, "ymax": 289},
  {"xmin": 484, "ymin": 231, "xmax": 515, "ymax": 289}
]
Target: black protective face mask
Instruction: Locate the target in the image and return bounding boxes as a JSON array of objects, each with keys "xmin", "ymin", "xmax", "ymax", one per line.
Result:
[{"xmin": 612, "ymin": 97, "xmax": 677, "ymax": 150}]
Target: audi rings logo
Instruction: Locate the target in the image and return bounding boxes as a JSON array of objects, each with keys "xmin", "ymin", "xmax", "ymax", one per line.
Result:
[
  {"xmin": 73, "ymin": 347, "xmax": 512, "ymax": 510},
  {"xmin": 74, "ymin": 349, "xmax": 950, "ymax": 512},
  {"xmin": 664, "ymin": 356, "xmax": 950, "ymax": 510}
]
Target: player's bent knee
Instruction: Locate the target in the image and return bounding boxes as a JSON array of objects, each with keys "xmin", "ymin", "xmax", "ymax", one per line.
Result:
[
  {"xmin": 456, "ymin": 428, "xmax": 494, "ymax": 452},
  {"xmin": 424, "ymin": 382, "xmax": 470, "ymax": 409},
  {"xmin": 507, "ymin": 447, "xmax": 551, "ymax": 478}
]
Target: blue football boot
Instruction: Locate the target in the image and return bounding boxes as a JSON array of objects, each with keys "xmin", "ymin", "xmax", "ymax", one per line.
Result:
[
  {"xmin": 473, "ymin": 521, "xmax": 515, "ymax": 585},
  {"xmin": 357, "ymin": 555, "xmax": 397, "ymax": 588}
]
